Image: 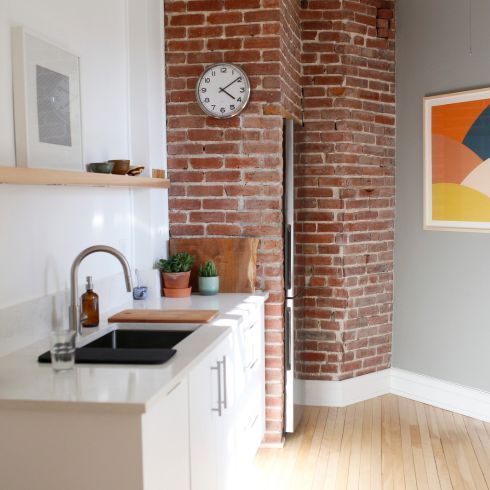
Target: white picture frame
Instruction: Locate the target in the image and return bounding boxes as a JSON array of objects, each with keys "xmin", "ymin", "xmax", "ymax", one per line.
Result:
[{"xmin": 11, "ymin": 27, "xmax": 83, "ymax": 171}]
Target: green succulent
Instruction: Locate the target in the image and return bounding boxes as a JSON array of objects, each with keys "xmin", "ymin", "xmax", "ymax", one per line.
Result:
[
  {"xmin": 199, "ymin": 260, "xmax": 218, "ymax": 278},
  {"xmin": 158, "ymin": 252, "xmax": 195, "ymax": 273}
]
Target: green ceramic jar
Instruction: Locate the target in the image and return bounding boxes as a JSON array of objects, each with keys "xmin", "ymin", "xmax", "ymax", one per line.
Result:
[{"xmin": 198, "ymin": 276, "xmax": 219, "ymax": 296}]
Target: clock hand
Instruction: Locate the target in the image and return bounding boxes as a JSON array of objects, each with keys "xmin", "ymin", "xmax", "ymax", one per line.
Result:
[
  {"xmin": 219, "ymin": 87, "xmax": 236, "ymax": 100},
  {"xmin": 219, "ymin": 77, "xmax": 241, "ymax": 93}
]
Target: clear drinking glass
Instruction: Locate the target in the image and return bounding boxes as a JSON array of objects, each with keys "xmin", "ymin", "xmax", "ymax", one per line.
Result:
[{"xmin": 50, "ymin": 330, "xmax": 76, "ymax": 371}]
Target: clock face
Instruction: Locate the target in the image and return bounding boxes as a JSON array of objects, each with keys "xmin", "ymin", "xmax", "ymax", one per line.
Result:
[{"xmin": 196, "ymin": 63, "xmax": 250, "ymax": 119}]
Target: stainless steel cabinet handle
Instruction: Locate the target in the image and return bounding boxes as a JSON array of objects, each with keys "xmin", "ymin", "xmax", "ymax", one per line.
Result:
[
  {"xmin": 211, "ymin": 362, "xmax": 222, "ymax": 416},
  {"xmin": 246, "ymin": 322, "xmax": 256, "ymax": 331},
  {"xmin": 221, "ymin": 356, "xmax": 228, "ymax": 410},
  {"xmin": 247, "ymin": 358, "xmax": 258, "ymax": 370}
]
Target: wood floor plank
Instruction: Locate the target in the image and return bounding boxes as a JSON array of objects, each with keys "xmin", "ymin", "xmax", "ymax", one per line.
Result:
[
  {"xmin": 435, "ymin": 405, "xmax": 468, "ymax": 489},
  {"xmin": 323, "ymin": 407, "xmax": 347, "ymax": 490},
  {"xmin": 358, "ymin": 399, "xmax": 373, "ymax": 490},
  {"xmin": 371, "ymin": 397, "xmax": 383, "ymax": 490},
  {"xmin": 415, "ymin": 401, "xmax": 441, "ymax": 489},
  {"xmin": 398, "ymin": 397, "xmax": 417, "ymax": 490},
  {"xmin": 289, "ymin": 406, "xmax": 328, "ymax": 490},
  {"xmin": 346, "ymin": 402, "xmax": 364, "ymax": 489},
  {"xmin": 453, "ymin": 412, "xmax": 488, "ymax": 489},
  {"xmin": 463, "ymin": 416, "xmax": 490, "ymax": 489},
  {"xmin": 388, "ymin": 394, "xmax": 405, "ymax": 490},
  {"xmin": 444, "ymin": 410, "xmax": 477, "ymax": 489},
  {"xmin": 381, "ymin": 395, "xmax": 394, "ymax": 489},
  {"xmin": 252, "ymin": 396, "xmax": 490, "ymax": 490},
  {"xmin": 287, "ymin": 406, "xmax": 321, "ymax": 490},
  {"xmin": 335, "ymin": 405, "xmax": 356, "ymax": 490},
  {"xmin": 424, "ymin": 405, "xmax": 453, "ymax": 490},
  {"xmin": 311, "ymin": 407, "xmax": 337, "ymax": 490}
]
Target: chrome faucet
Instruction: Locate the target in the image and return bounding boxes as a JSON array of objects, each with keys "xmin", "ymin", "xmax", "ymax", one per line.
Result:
[{"xmin": 69, "ymin": 245, "xmax": 133, "ymax": 335}]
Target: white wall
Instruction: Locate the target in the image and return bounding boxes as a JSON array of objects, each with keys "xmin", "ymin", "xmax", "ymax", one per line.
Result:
[
  {"xmin": 0, "ymin": 0, "xmax": 167, "ymax": 314},
  {"xmin": 394, "ymin": 0, "xmax": 490, "ymax": 392}
]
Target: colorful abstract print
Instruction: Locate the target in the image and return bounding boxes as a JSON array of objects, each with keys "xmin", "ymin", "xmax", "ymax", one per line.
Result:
[{"xmin": 432, "ymin": 99, "xmax": 490, "ymax": 222}]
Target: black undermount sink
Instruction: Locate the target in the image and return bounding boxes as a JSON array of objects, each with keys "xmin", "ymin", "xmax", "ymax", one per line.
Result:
[
  {"xmin": 38, "ymin": 329, "xmax": 194, "ymax": 365},
  {"xmin": 82, "ymin": 329, "xmax": 193, "ymax": 350}
]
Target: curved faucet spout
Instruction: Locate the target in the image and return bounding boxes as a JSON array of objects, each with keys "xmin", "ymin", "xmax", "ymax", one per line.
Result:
[{"xmin": 69, "ymin": 245, "xmax": 133, "ymax": 335}]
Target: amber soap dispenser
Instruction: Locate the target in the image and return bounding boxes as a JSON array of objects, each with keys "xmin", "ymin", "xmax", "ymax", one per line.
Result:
[{"xmin": 82, "ymin": 276, "xmax": 99, "ymax": 327}]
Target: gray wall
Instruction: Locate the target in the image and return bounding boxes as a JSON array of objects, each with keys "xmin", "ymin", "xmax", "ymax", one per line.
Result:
[{"xmin": 394, "ymin": 0, "xmax": 490, "ymax": 391}]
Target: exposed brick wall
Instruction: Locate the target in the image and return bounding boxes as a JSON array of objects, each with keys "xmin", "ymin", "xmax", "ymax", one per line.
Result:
[
  {"xmin": 164, "ymin": 0, "xmax": 302, "ymax": 444},
  {"xmin": 164, "ymin": 0, "xmax": 396, "ymax": 441},
  {"xmin": 296, "ymin": 0, "xmax": 396, "ymax": 381}
]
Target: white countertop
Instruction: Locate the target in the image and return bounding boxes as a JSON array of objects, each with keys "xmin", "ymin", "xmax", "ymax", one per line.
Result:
[{"xmin": 0, "ymin": 293, "xmax": 267, "ymax": 414}]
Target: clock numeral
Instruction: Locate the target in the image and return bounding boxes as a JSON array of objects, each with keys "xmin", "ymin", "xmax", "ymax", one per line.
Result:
[
  {"xmin": 220, "ymin": 107, "xmax": 226, "ymax": 113},
  {"xmin": 201, "ymin": 88, "xmax": 207, "ymax": 93},
  {"xmin": 232, "ymin": 69, "xmax": 235, "ymax": 75},
  {"xmin": 237, "ymin": 77, "xmax": 242, "ymax": 83},
  {"xmin": 204, "ymin": 98, "xmax": 210, "ymax": 103},
  {"xmin": 204, "ymin": 77, "xmax": 210, "ymax": 83},
  {"xmin": 212, "ymin": 105, "xmax": 216, "ymax": 110},
  {"xmin": 211, "ymin": 70, "xmax": 216, "ymax": 76},
  {"xmin": 237, "ymin": 97, "xmax": 242, "ymax": 102},
  {"xmin": 240, "ymin": 87, "xmax": 245, "ymax": 93},
  {"xmin": 220, "ymin": 67, "xmax": 227, "ymax": 73},
  {"xmin": 230, "ymin": 105, "xmax": 235, "ymax": 110}
]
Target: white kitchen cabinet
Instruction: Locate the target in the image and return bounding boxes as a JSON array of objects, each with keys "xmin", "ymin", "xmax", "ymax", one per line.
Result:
[
  {"xmin": 189, "ymin": 331, "xmax": 235, "ymax": 490},
  {"xmin": 142, "ymin": 377, "xmax": 190, "ymax": 490},
  {"xmin": 189, "ymin": 302, "xmax": 265, "ymax": 490}
]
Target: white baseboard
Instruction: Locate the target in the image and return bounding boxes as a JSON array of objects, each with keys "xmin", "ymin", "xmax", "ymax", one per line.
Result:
[
  {"xmin": 299, "ymin": 369, "xmax": 391, "ymax": 407},
  {"xmin": 390, "ymin": 368, "xmax": 490, "ymax": 423},
  {"xmin": 298, "ymin": 367, "xmax": 490, "ymax": 423}
]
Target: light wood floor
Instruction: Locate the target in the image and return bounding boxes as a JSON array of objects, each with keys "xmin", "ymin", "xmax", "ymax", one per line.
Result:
[{"xmin": 251, "ymin": 395, "xmax": 490, "ymax": 490}]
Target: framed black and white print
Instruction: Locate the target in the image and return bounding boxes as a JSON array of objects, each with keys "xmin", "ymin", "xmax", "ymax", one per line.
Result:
[{"xmin": 12, "ymin": 27, "xmax": 82, "ymax": 170}]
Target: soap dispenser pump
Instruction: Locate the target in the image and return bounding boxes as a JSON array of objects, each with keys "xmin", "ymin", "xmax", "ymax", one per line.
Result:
[{"xmin": 81, "ymin": 276, "xmax": 99, "ymax": 327}]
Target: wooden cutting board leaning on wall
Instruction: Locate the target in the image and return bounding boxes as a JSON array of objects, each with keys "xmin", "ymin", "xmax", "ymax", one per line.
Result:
[{"xmin": 169, "ymin": 237, "xmax": 259, "ymax": 293}]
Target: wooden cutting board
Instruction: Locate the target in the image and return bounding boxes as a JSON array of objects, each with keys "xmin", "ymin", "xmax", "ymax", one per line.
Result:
[
  {"xmin": 108, "ymin": 309, "xmax": 219, "ymax": 324},
  {"xmin": 169, "ymin": 237, "xmax": 259, "ymax": 293}
]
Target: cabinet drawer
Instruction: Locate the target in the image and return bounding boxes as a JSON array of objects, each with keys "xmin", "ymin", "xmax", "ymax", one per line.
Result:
[
  {"xmin": 236, "ymin": 384, "xmax": 263, "ymax": 468},
  {"xmin": 243, "ymin": 320, "xmax": 261, "ymax": 381}
]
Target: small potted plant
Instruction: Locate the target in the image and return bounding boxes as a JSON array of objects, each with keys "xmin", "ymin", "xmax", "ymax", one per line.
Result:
[
  {"xmin": 198, "ymin": 260, "xmax": 219, "ymax": 296},
  {"xmin": 158, "ymin": 252, "xmax": 195, "ymax": 297}
]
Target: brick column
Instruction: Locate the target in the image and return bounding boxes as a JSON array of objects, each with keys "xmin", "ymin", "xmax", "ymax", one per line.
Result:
[
  {"xmin": 164, "ymin": 0, "xmax": 301, "ymax": 444},
  {"xmin": 296, "ymin": 0, "xmax": 396, "ymax": 380}
]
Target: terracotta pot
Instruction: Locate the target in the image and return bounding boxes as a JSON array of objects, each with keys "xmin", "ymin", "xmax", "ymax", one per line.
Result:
[
  {"xmin": 163, "ymin": 287, "xmax": 192, "ymax": 298},
  {"xmin": 161, "ymin": 271, "xmax": 191, "ymax": 290}
]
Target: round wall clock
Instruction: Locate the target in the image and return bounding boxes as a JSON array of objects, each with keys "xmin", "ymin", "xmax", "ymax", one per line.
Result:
[{"xmin": 196, "ymin": 63, "xmax": 251, "ymax": 119}]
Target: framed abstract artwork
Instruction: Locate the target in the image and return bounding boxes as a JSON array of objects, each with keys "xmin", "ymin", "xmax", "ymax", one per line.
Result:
[
  {"xmin": 11, "ymin": 27, "xmax": 82, "ymax": 171},
  {"xmin": 424, "ymin": 87, "xmax": 490, "ymax": 232}
]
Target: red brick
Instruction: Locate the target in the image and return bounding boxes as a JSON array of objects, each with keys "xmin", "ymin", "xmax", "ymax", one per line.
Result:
[
  {"xmin": 187, "ymin": 0, "xmax": 223, "ymax": 11},
  {"xmin": 207, "ymin": 11, "xmax": 242, "ymax": 24},
  {"xmin": 207, "ymin": 224, "xmax": 241, "ymax": 235},
  {"xmin": 189, "ymin": 211, "xmax": 224, "ymax": 223},
  {"xmin": 169, "ymin": 14, "xmax": 205, "ymax": 26},
  {"xmin": 170, "ymin": 223, "xmax": 207, "ymax": 237}
]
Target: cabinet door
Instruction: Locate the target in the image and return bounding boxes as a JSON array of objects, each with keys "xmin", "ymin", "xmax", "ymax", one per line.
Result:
[
  {"xmin": 189, "ymin": 333, "xmax": 236, "ymax": 490},
  {"xmin": 189, "ymin": 348, "xmax": 221, "ymax": 490},
  {"xmin": 142, "ymin": 377, "xmax": 190, "ymax": 490},
  {"xmin": 215, "ymin": 334, "xmax": 236, "ymax": 490}
]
